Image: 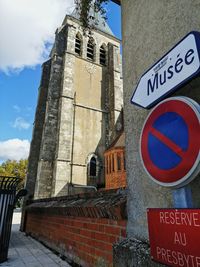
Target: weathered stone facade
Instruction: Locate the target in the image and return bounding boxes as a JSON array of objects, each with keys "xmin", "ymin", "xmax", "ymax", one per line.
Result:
[{"xmin": 26, "ymin": 10, "xmax": 123, "ymax": 199}]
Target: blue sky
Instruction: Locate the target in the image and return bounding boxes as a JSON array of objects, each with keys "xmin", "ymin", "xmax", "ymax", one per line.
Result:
[{"xmin": 0, "ymin": 0, "xmax": 121, "ymax": 162}]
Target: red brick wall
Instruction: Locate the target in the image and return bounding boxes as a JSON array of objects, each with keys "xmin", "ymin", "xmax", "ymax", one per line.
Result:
[
  {"xmin": 26, "ymin": 212, "xmax": 126, "ymax": 267},
  {"xmin": 24, "ymin": 190, "xmax": 127, "ymax": 267}
]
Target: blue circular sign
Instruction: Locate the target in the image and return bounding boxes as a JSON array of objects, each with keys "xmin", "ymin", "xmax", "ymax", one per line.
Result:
[
  {"xmin": 140, "ymin": 97, "xmax": 200, "ymax": 187},
  {"xmin": 149, "ymin": 112, "xmax": 189, "ymax": 170}
]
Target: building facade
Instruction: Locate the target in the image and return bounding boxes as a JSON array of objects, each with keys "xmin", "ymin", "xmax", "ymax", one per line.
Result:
[
  {"xmin": 25, "ymin": 9, "xmax": 123, "ymax": 199},
  {"xmin": 114, "ymin": 0, "xmax": 200, "ymax": 266}
]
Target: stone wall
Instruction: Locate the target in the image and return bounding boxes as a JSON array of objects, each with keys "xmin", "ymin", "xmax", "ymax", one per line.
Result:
[
  {"xmin": 25, "ymin": 60, "xmax": 51, "ymax": 199},
  {"xmin": 122, "ymin": 0, "xmax": 200, "ymax": 240},
  {"xmin": 113, "ymin": 238, "xmax": 162, "ymax": 267},
  {"xmin": 34, "ymin": 26, "xmax": 68, "ymax": 199},
  {"xmin": 24, "ymin": 190, "xmax": 127, "ymax": 267},
  {"xmin": 52, "ymin": 24, "xmax": 75, "ymax": 197}
]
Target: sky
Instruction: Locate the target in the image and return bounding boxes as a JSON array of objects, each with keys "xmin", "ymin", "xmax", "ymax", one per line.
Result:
[{"xmin": 0, "ymin": 0, "xmax": 121, "ymax": 163}]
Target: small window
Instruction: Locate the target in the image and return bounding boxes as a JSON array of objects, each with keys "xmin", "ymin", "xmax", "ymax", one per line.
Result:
[
  {"xmin": 109, "ymin": 155, "xmax": 111, "ymax": 174},
  {"xmin": 87, "ymin": 153, "xmax": 100, "ymax": 184},
  {"xmin": 117, "ymin": 154, "xmax": 121, "ymax": 171},
  {"xmin": 75, "ymin": 34, "xmax": 82, "ymax": 55},
  {"xmin": 106, "ymin": 157, "xmax": 109, "ymax": 174},
  {"xmin": 87, "ymin": 38, "xmax": 95, "ymax": 61},
  {"xmin": 112, "ymin": 154, "xmax": 115, "ymax": 172},
  {"xmin": 100, "ymin": 45, "xmax": 106, "ymax": 65},
  {"xmin": 89, "ymin": 156, "xmax": 96, "ymax": 176},
  {"xmin": 123, "ymin": 154, "xmax": 126, "ymax": 170}
]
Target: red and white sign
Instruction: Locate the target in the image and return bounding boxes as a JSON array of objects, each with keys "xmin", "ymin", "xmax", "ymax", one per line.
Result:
[
  {"xmin": 147, "ymin": 208, "xmax": 200, "ymax": 267},
  {"xmin": 140, "ymin": 97, "xmax": 200, "ymax": 188}
]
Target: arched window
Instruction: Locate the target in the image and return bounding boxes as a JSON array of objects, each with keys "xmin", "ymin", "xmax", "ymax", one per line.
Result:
[
  {"xmin": 87, "ymin": 38, "xmax": 95, "ymax": 61},
  {"xmin": 87, "ymin": 153, "xmax": 99, "ymax": 179},
  {"xmin": 89, "ymin": 157, "xmax": 96, "ymax": 176},
  {"xmin": 75, "ymin": 33, "xmax": 82, "ymax": 56},
  {"xmin": 100, "ymin": 45, "xmax": 106, "ymax": 65}
]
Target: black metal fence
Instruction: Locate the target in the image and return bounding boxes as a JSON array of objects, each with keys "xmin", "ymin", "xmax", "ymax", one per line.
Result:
[{"xmin": 0, "ymin": 176, "xmax": 19, "ymax": 263}]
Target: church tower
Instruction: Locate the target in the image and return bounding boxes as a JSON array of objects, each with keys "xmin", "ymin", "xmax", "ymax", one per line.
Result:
[{"xmin": 26, "ymin": 8, "xmax": 123, "ymax": 199}]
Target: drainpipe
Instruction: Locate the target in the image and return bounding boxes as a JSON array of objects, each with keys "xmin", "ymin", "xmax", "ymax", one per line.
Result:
[{"xmin": 69, "ymin": 92, "xmax": 76, "ymax": 192}]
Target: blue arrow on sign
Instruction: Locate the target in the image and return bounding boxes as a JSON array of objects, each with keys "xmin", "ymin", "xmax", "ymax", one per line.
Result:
[{"xmin": 131, "ymin": 31, "xmax": 200, "ymax": 109}]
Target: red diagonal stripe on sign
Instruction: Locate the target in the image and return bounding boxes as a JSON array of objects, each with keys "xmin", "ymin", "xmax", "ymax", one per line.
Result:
[{"xmin": 150, "ymin": 127, "xmax": 186, "ymax": 159}]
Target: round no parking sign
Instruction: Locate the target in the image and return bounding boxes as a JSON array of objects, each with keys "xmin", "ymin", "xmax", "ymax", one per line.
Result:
[{"xmin": 140, "ymin": 97, "xmax": 200, "ymax": 188}]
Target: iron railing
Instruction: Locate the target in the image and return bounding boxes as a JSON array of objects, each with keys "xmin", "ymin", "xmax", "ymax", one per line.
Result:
[{"xmin": 0, "ymin": 176, "xmax": 19, "ymax": 263}]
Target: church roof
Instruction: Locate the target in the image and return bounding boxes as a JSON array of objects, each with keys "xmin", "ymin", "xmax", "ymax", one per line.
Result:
[{"xmin": 70, "ymin": 7, "xmax": 114, "ymax": 36}]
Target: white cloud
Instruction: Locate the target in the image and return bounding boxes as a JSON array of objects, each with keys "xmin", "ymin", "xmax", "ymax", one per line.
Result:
[
  {"xmin": 12, "ymin": 117, "xmax": 31, "ymax": 130},
  {"xmin": 13, "ymin": 105, "xmax": 21, "ymax": 113},
  {"xmin": 0, "ymin": 0, "xmax": 75, "ymax": 73},
  {"xmin": 26, "ymin": 107, "xmax": 32, "ymax": 112},
  {"xmin": 0, "ymin": 139, "xmax": 30, "ymax": 161}
]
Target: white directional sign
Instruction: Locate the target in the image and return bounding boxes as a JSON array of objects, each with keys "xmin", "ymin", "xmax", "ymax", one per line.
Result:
[{"xmin": 131, "ymin": 31, "xmax": 200, "ymax": 109}]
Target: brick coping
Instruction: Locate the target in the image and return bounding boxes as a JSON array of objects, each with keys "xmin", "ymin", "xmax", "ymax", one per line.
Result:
[{"xmin": 26, "ymin": 189, "xmax": 127, "ymax": 220}]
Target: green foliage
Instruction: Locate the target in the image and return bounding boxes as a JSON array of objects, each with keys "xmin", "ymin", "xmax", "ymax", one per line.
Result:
[
  {"xmin": 75, "ymin": 0, "xmax": 109, "ymax": 29},
  {"xmin": 0, "ymin": 159, "xmax": 28, "ymax": 190}
]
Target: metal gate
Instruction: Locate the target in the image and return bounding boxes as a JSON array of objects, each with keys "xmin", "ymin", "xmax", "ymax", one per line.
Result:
[{"xmin": 0, "ymin": 176, "xmax": 19, "ymax": 263}]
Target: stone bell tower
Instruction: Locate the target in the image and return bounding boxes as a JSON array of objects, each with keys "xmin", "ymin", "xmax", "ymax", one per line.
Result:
[{"xmin": 25, "ymin": 7, "xmax": 123, "ymax": 199}]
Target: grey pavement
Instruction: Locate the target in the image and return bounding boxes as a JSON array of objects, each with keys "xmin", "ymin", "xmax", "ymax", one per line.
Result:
[{"xmin": 0, "ymin": 210, "xmax": 71, "ymax": 267}]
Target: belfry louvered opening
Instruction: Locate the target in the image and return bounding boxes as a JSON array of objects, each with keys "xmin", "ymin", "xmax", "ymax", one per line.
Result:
[
  {"xmin": 75, "ymin": 34, "xmax": 82, "ymax": 55},
  {"xmin": 87, "ymin": 38, "xmax": 95, "ymax": 61},
  {"xmin": 100, "ymin": 45, "xmax": 106, "ymax": 65}
]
